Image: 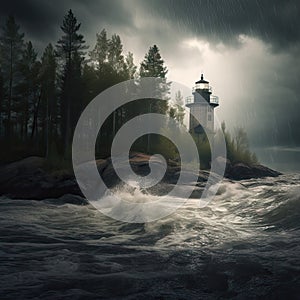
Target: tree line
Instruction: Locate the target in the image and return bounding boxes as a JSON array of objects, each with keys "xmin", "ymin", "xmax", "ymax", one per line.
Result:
[
  {"xmin": 0, "ymin": 9, "xmax": 257, "ymax": 168},
  {"xmin": 0, "ymin": 10, "xmax": 181, "ymax": 164}
]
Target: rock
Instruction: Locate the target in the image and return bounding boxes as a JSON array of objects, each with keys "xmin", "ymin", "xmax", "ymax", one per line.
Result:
[
  {"xmin": 226, "ymin": 162, "xmax": 281, "ymax": 180},
  {"xmin": 251, "ymin": 164, "xmax": 282, "ymax": 178},
  {"xmin": 0, "ymin": 153, "xmax": 282, "ymax": 200},
  {"xmin": 227, "ymin": 162, "xmax": 252, "ymax": 180},
  {"xmin": 43, "ymin": 194, "xmax": 88, "ymax": 205},
  {"xmin": 0, "ymin": 156, "xmax": 82, "ymax": 200},
  {"xmin": 214, "ymin": 156, "xmax": 281, "ymax": 180}
]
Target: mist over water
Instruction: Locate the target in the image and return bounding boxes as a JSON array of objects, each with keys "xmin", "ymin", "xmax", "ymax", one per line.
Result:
[
  {"xmin": 254, "ymin": 147, "xmax": 300, "ymax": 172},
  {"xmin": 1, "ymin": 174, "xmax": 300, "ymax": 299}
]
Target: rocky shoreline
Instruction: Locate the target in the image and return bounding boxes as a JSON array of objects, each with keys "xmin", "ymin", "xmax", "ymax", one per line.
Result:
[{"xmin": 0, "ymin": 153, "xmax": 281, "ymax": 200}]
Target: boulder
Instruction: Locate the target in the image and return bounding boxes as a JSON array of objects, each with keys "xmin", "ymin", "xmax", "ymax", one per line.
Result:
[
  {"xmin": 226, "ymin": 162, "xmax": 281, "ymax": 180},
  {"xmin": 0, "ymin": 156, "xmax": 82, "ymax": 200}
]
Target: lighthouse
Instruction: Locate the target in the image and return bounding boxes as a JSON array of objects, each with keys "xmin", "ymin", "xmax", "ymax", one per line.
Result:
[{"xmin": 186, "ymin": 74, "xmax": 219, "ymax": 135}]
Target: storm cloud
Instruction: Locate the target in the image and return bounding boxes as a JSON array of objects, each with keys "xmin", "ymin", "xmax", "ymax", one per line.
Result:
[
  {"xmin": 2, "ymin": 0, "xmax": 299, "ymax": 51},
  {"xmin": 140, "ymin": 0, "xmax": 300, "ymax": 51}
]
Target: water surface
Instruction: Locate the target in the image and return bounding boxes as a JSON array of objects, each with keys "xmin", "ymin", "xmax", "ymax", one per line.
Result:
[{"xmin": 1, "ymin": 174, "xmax": 300, "ymax": 299}]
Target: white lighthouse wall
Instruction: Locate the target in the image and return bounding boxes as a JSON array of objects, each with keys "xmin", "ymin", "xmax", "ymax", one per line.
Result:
[
  {"xmin": 190, "ymin": 104, "xmax": 207, "ymax": 128},
  {"xmin": 207, "ymin": 106, "xmax": 214, "ymax": 132},
  {"xmin": 190, "ymin": 104, "xmax": 215, "ymax": 132}
]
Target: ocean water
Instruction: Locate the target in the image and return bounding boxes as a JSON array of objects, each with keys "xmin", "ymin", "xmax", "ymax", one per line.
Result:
[{"xmin": 1, "ymin": 174, "xmax": 300, "ymax": 299}]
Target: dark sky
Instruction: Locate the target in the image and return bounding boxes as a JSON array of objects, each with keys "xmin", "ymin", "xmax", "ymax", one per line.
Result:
[{"xmin": 0, "ymin": 0, "xmax": 299, "ymax": 157}]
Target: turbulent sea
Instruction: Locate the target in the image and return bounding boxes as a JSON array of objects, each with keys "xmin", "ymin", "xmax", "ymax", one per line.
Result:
[{"xmin": 1, "ymin": 174, "xmax": 300, "ymax": 299}]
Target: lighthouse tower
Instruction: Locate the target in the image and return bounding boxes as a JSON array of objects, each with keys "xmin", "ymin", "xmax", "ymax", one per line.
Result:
[{"xmin": 186, "ymin": 74, "xmax": 219, "ymax": 134}]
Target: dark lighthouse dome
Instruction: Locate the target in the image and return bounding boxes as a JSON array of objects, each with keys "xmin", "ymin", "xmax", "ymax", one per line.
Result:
[
  {"xmin": 194, "ymin": 73, "xmax": 211, "ymax": 94},
  {"xmin": 195, "ymin": 73, "xmax": 209, "ymax": 84}
]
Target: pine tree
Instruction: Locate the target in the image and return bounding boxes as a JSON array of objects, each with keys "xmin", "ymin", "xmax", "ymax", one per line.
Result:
[
  {"xmin": 69, "ymin": 51, "xmax": 84, "ymax": 132},
  {"xmin": 18, "ymin": 41, "xmax": 41, "ymax": 140},
  {"xmin": 169, "ymin": 90, "xmax": 185, "ymax": 124},
  {"xmin": 121, "ymin": 51, "xmax": 137, "ymax": 123},
  {"xmin": 108, "ymin": 34, "xmax": 126, "ymax": 75},
  {"xmin": 139, "ymin": 45, "xmax": 170, "ymax": 153},
  {"xmin": 0, "ymin": 66, "xmax": 3, "ymax": 138},
  {"xmin": 56, "ymin": 9, "xmax": 87, "ymax": 158},
  {"xmin": 89, "ymin": 29, "xmax": 113, "ymax": 94},
  {"xmin": 139, "ymin": 44, "xmax": 170, "ymax": 114},
  {"xmin": 140, "ymin": 45, "xmax": 167, "ymax": 78},
  {"xmin": 89, "ymin": 30, "xmax": 129, "ymax": 92},
  {"xmin": 125, "ymin": 52, "xmax": 137, "ymax": 80},
  {"xmin": 89, "ymin": 29, "xmax": 109, "ymax": 72},
  {"xmin": 0, "ymin": 15, "xmax": 24, "ymax": 140},
  {"xmin": 88, "ymin": 30, "xmax": 137, "ymax": 157},
  {"xmin": 56, "ymin": 10, "xmax": 87, "ymax": 65},
  {"xmin": 40, "ymin": 43, "xmax": 57, "ymax": 157}
]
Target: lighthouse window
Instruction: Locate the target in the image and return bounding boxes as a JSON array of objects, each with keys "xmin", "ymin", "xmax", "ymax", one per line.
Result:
[{"xmin": 208, "ymin": 114, "xmax": 212, "ymax": 121}]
